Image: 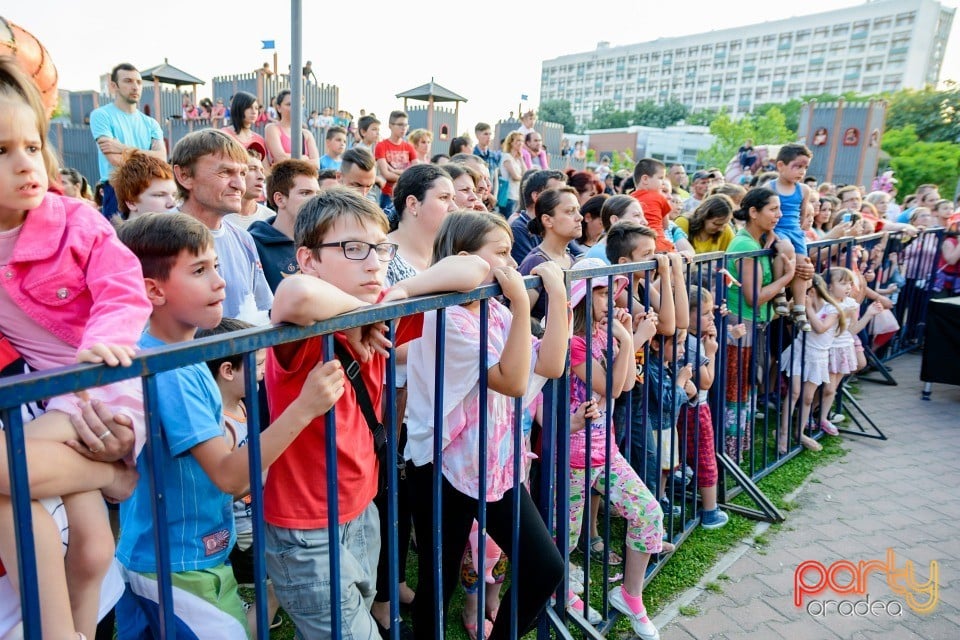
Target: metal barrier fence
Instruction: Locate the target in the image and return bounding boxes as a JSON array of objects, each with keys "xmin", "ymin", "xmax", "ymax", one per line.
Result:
[{"xmin": 1, "ymin": 229, "xmax": 940, "ymax": 639}]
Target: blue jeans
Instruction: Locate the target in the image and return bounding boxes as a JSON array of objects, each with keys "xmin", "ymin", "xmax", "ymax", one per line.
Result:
[{"xmin": 265, "ymin": 502, "xmax": 380, "ymax": 639}]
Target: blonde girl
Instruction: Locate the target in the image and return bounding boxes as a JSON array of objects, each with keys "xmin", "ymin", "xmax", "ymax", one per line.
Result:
[{"xmin": 779, "ymin": 274, "xmax": 847, "ymax": 453}]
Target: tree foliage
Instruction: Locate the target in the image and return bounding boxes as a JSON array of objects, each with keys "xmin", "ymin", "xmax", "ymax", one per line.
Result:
[
  {"xmin": 538, "ymin": 99, "xmax": 578, "ymax": 134},
  {"xmin": 586, "ymin": 99, "xmax": 689, "ymax": 131},
  {"xmin": 881, "ymin": 125, "xmax": 960, "ymax": 200},
  {"xmin": 697, "ymin": 108, "xmax": 795, "ymax": 169},
  {"xmin": 884, "ymin": 85, "xmax": 960, "ymax": 143}
]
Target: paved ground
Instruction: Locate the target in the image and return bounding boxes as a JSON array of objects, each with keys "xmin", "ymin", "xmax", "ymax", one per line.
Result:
[{"xmin": 658, "ymin": 352, "xmax": 960, "ymax": 640}]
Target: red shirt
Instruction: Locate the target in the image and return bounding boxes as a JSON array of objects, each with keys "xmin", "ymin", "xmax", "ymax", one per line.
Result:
[
  {"xmin": 374, "ymin": 139, "xmax": 418, "ymax": 196},
  {"xmin": 632, "ymin": 189, "xmax": 676, "ymax": 252},
  {"xmin": 264, "ymin": 312, "xmax": 422, "ymax": 529}
]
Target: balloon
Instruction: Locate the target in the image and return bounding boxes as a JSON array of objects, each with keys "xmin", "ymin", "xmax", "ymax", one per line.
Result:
[{"xmin": 0, "ymin": 16, "xmax": 59, "ymax": 117}]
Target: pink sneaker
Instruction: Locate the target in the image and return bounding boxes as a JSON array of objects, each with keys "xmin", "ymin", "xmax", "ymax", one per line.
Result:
[{"xmin": 819, "ymin": 419, "xmax": 839, "ymax": 436}]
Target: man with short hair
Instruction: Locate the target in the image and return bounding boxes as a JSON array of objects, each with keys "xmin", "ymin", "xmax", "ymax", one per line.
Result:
[
  {"xmin": 668, "ymin": 164, "xmax": 690, "ymax": 199},
  {"xmin": 521, "ymin": 132, "xmax": 549, "ymax": 170},
  {"xmin": 682, "ymin": 170, "xmax": 711, "ymax": 213},
  {"xmin": 374, "ymin": 110, "xmax": 419, "ymax": 217},
  {"xmin": 90, "ymin": 63, "xmax": 167, "ymax": 218},
  {"xmin": 171, "ymin": 130, "xmax": 273, "ymax": 323},
  {"xmin": 224, "ymin": 149, "xmax": 273, "ymax": 230},
  {"xmin": 249, "ymin": 159, "xmax": 321, "ymax": 291},
  {"xmin": 337, "ymin": 147, "xmax": 377, "ymax": 198},
  {"xmin": 473, "ymin": 122, "xmax": 501, "ymax": 202}
]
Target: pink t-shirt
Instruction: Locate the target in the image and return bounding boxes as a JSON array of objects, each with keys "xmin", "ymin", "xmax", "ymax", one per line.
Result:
[
  {"xmin": 569, "ymin": 332, "xmax": 620, "ymax": 469},
  {"xmin": 0, "ymin": 226, "xmax": 74, "ymax": 369}
]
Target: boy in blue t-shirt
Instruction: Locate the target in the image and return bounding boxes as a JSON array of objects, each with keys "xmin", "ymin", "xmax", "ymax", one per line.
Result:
[{"xmin": 115, "ymin": 212, "xmax": 346, "ymax": 639}]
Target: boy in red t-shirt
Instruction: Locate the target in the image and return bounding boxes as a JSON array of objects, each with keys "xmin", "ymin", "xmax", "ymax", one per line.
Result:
[
  {"xmin": 374, "ymin": 110, "xmax": 419, "ymax": 216},
  {"xmin": 630, "ymin": 158, "xmax": 676, "ymax": 252},
  {"xmin": 264, "ymin": 188, "xmax": 488, "ymax": 638}
]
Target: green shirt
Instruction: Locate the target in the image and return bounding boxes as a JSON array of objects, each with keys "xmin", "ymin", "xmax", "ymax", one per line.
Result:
[{"xmin": 725, "ymin": 229, "xmax": 773, "ymax": 322}]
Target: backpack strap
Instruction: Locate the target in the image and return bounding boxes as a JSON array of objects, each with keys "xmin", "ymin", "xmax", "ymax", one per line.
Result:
[{"xmin": 332, "ymin": 339, "xmax": 385, "ymax": 451}]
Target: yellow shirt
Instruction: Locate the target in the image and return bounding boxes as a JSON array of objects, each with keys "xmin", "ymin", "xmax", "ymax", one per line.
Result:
[{"xmin": 675, "ymin": 216, "xmax": 735, "ymax": 253}]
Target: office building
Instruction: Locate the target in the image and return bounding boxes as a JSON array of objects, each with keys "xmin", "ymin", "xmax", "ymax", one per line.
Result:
[{"xmin": 540, "ymin": 0, "xmax": 954, "ymax": 125}]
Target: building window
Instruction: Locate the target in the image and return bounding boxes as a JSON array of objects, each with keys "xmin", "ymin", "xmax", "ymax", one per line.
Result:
[
  {"xmin": 832, "ymin": 24, "xmax": 850, "ymax": 37},
  {"xmin": 873, "ymin": 16, "xmax": 892, "ymax": 30},
  {"xmin": 895, "ymin": 12, "xmax": 916, "ymax": 28}
]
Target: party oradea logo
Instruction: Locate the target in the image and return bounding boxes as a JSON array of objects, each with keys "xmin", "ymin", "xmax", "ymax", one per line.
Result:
[{"xmin": 794, "ymin": 548, "xmax": 938, "ymax": 617}]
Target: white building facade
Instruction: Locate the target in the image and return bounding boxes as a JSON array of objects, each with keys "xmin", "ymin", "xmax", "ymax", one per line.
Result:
[{"xmin": 540, "ymin": 0, "xmax": 954, "ymax": 126}]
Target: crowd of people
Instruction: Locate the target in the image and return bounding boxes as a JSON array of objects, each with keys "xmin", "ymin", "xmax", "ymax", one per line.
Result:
[{"xmin": 2, "ymin": 58, "xmax": 959, "ymax": 640}]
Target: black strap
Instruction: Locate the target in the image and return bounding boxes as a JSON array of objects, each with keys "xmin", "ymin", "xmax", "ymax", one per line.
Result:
[{"xmin": 332, "ymin": 339, "xmax": 385, "ymax": 451}]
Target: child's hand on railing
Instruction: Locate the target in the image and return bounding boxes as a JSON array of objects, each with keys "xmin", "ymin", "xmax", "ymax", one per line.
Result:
[
  {"xmin": 531, "ymin": 261, "xmax": 566, "ymax": 301},
  {"xmin": 298, "ymin": 359, "xmax": 345, "ymax": 420},
  {"xmin": 728, "ymin": 323, "xmax": 748, "ymax": 341},
  {"xmin": 633, "ymin": 309, "xmax": 659, "ymax": 346},
  {"xmin": 703, "ymin": 326, "xmax": 720, "ymax": 357},
  {"xmin": 570, "ymin": 400, "xmax": 600, "ymax": 435},
  {"xmin": 493, "ymin": 266, "xmax": 528, "ymax": 308},
  {"xmin": 77, "ymin": 343, "xmax": 135, "ymax": 368},
  {"xmin": 677, "ymin": 363, "xmax": 694, "ymax": 387}
]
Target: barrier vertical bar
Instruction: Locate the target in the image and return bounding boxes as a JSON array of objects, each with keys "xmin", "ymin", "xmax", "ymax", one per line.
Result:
[
  {"xmin": 143, "ymin": 373, "xmax": 176, "ymax": 637},
  {"xmin": 476, "ymin": 298, "xmax": 489, "ymax": 636},
  {"xmin": 3, "ymin": 406, "xmax": 41, "ymax": 638},
  {"xmin": 242, "ymin": 351, "xmax": 268, "ymax": 638},
  {"xmin": 432, "ymin": 312, "xmax": 446, "ymax": 638},
  {"xmin": 510, "ymin": 396, "xmax": 522, "ymax": 640},
  {"xmin": 322, "ymin": 334, "xmax": 342, "ymax": 637},
  {"xmin": 384, "ymin": 322, "xmax": 401, "ymax": 640}
]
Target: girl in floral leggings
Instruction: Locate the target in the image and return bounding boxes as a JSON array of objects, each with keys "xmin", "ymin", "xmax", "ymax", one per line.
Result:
[{"xmin": 565, "ymin": 263, "xmax": 664, "ymax": 640}]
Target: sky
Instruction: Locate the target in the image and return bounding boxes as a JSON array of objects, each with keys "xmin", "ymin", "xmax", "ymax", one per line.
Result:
[{"xmin": 7, "ymin": 0, "xmax": 960, "ymax": 132}]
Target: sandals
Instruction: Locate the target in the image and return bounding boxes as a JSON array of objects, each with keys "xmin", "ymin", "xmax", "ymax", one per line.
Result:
[
  {"xmin": 773, "ymin": 292, "xmax": 790, "ymax": 316},
  {"xmin": 790, "ymin": 307, "xmax": 812, "ymax": 332},
  {"xmin": 582, "ymin": 535, "xmax": 623, "ymax": 566}
]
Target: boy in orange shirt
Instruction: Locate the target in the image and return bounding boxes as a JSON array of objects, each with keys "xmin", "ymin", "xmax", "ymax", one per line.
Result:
[{"xmin": 630, "ymin": 158, "xmax": 676, "ymax": 252}]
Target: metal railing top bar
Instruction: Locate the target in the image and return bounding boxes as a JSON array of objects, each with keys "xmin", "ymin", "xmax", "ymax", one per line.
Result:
[{"xmin": 0, "ymin": 277, "xmax": 545, "ymax": 408}]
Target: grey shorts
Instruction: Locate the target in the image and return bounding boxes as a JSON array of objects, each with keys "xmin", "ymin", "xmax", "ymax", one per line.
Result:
[{"xmin": 265, "ymin": 501, "xmax": 381, "ymax": 639}]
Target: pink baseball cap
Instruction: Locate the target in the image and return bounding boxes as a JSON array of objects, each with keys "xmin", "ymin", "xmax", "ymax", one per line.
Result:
[{"xmin": 568, "ymin": 258, "xmax": 629, "ymax": 309}]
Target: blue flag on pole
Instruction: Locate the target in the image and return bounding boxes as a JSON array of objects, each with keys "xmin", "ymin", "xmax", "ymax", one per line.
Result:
[
  {"xmin": 262, "ymin": 40, "xmax": 275, "ymax": 50},
  {"xmin": 521, "ymin": 94, "xmax": 528, "ymax": 101}
]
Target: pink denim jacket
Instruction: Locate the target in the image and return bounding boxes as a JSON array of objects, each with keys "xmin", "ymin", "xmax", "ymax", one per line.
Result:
[{"xmin": 1, "ymin": 193, "xmax": 152, "ymax": 352}]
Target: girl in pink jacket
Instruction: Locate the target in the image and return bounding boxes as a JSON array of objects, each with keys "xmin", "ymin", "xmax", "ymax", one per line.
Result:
[{"xmin": 0, "ymin": 58, "xmax": 152, "ymax": 640}]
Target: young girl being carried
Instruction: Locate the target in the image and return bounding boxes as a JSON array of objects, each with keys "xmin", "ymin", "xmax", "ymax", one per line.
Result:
[
  {"xmin": 565, "ymin": 258, "xmax": 663, "ymax": 640},
  {"xmin": 778, "ymin": 274, "xmax": 847, "ymax": 454},
  {"xmin": 405, "ymin": 211, "xmax": 569, "ymax": 640},
  {"xmin": 0, "ymin": 57, "xmax": 152, "ymax": 640}
]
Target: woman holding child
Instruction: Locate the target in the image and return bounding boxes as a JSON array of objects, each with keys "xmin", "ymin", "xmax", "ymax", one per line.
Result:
[{"xmin": 723, "ymin": 188, "xmax": 797, "ymax": 460}]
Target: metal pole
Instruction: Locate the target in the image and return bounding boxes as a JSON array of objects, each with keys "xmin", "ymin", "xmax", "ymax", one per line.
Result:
[{"xmin": 290, "ymin": 0, "xmax": 303, "ymax": 159}]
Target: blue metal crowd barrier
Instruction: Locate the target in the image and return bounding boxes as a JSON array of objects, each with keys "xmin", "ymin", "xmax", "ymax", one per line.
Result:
[{"xmin": 1, "ymin": 229, "xmax": 928, "ymax": 638}]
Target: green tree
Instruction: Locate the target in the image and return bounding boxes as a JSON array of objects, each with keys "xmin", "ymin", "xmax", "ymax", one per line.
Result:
[
  {"xmin": 686, "ymin": 108, "xmax": 721, "ymax": 126},
  {"xmin": 882, "ymin": 125, "xmax": 960, "ymax": 199},
  {"xmin": 697, "ymin": 107, "xmax": 795, "ymax": 169},
  {"xmin": 632, "ymin": 99, "xmax": 688, "ymax": 128},
  {"xmin": 587, "ymin": 101, "xmax": 631, "ymax": 130},
  {"xmin": 538, "ymin": 99, "xmax": 577, "ymax": 133},
  {"xmin": 884, "ymin": 85, "xmax": 960, "ymax": 143},
  {"xmin": 755, "ymin": 92, "xmax": 869, "ymax": 133}
]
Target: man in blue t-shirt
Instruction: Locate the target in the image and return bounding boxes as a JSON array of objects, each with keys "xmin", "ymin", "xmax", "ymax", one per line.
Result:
[{"xmin": 89, "ymin": 63, "xmax": 167, "ymax": 218}]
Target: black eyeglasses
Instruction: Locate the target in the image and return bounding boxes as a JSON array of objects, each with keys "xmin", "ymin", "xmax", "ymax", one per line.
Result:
[{"xmin": 316, "ymin": 241, "xmax": 398, "ymax": 262}]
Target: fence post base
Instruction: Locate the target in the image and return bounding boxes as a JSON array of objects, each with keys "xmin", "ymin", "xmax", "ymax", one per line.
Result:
[
  {"xmin": 717, "ymin": 453, "xmax": 785, "ymax": 523},
  {"xmin": 835, "ymin": 385, "xmax": 888, "ymax": 440}
]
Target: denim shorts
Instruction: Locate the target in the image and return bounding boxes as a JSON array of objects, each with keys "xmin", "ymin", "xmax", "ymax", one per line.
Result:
[{"xmin": 265, "ymin": 502, "xmax": 380, "ymax": 639}]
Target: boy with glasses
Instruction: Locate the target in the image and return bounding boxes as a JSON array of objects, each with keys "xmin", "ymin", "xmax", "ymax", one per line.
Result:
[{"xmin": 263, "ymin": 187, "xmax": 489, "ymax": 638}]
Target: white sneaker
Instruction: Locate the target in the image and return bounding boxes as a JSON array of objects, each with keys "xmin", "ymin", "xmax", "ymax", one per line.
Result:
[
  {"xmin": 569, "ymin": 573, "xmax": 584, "ymax": 595},
  {"xmin": 569, "ymin": 562, "xmax": 585, "ymax": 584},
  {"xmin": 609, "ymin": 586, "xmax": 660, "ymax": 640},
  {"xmin": 567, "ymin": 593, "xmax": 602, "ymax": 625}
]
